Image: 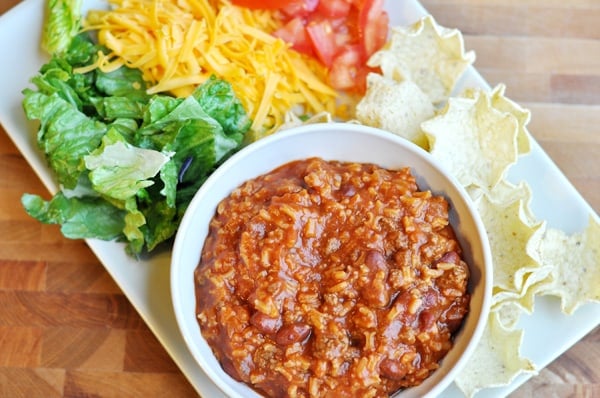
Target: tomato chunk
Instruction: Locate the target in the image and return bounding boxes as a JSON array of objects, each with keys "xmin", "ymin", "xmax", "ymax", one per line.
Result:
[
  {"xmin": 306, "ymin": 20, "xmax": 337, "ymax": 67},
  {"xmin": 317, "ymin": 0, "xmax": 351, "ymax": 18},
  {"xmin": 359, "ymin": 0, "xmax": 389, "ymax": 55},
  {"xmin": 281, "ymin": 0, "xmax": 319, "ymax": 17},
  {"xmin": 328, "ymin": 44, "xmax": 373, "ymax": 92},
  {"xmin": 273, "ymin": 17, "xmax": 314, "ymax": 56}
]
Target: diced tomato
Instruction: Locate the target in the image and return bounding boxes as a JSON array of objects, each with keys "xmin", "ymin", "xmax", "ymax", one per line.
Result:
[
  {"xmin": 358, "ymin": 0, "xmax": 389, "ymax": 56},
  {"xmin": 333, "ymin": 28, "xmax": 353, "ymax": 48},
  {"xmin": 337, "ymin": 44, "xmax": 365, "ymax": 65},
  {"xmin": 372, "ymin": 12, "xmax": 390, "ymax": 51},
  {"xmin": 328, "ymin": 45, "xmax": 364, "ymax": 90},
  {"xmin": 273, "ymin": 17, "xmax": 314, "ymax": 56},
  {"xmin": 231, "ymin": 0, "xmax": 295, "ymax": 9},
  {"xmin": 316, "ymin": 0, "xmax": 351, "ymax": 18},
  {"xmin": 328, "ymin": 62, "xmax": 355, "ymax": 90},
  {"xmin": 281, "ymin": 0, "xmax": 319, "ymax": 18},
  {"xmin": 306, "ymin": 20, "xmax": 337, "ymax": 67}
]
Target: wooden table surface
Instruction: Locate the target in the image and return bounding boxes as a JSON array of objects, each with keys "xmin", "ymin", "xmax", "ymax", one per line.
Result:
[{"xmin": 1, "ymin": 0, "xmax": 598, "ymax": 397}]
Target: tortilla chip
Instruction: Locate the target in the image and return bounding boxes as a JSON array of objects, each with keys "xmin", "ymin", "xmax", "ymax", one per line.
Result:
[
  {"xmin": 355, "ymin": 73, "xmax": 434, "ymax": 148},
  {"xmin": 532, "ymin": 215, "xmax": 600, "ymax": 314},
  {"xmin": 493, "ymin": 301, "xmax": 523, "ymax": 330},
  {"xmin": 368, "ymin": 15, "xmax": 475, "ymax": 104},
  {"xmin": 475, "ymin": 196, "xmax": 545, "ymax": 292},
  {"xmin": 468, "ymin": 179, "xmax": 537, "ymax": 226},
  {"xmin": 454, "ymin": 311, "xmax": 536, "ymax": 398},
  {"xmin": 463, "ymin": 84, "xmax": 532, "ymax": 155},
  {"xmin": 422, "ymin": 91, "xmax": 519, "ymax": 190},
  {"xmin": 492, "ymin": 265, "xmax": 553, "ymax": 317}
]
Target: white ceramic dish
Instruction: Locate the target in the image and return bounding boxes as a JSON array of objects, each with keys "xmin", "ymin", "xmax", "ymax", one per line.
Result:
[
  {"xmin": 0, "ymin": 0, "xmax": 598, "ymax": 397},
  {"xmin": 171, "ymin": 123, "xmax": 493, "ymax": 398}
]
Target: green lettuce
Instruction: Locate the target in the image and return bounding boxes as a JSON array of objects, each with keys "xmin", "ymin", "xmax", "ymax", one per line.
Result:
[
  {"xmin": 84, "ymin": 129, "xmax": 173, "ymax": 201},
  {"xmin": 22, "ymin": 33, "xmax": 251, "ymax": 255},
  {"xmin": 23, "ymin": 90, "xmax": 108, "ymax": 188},
  {"xmin": 21, "ymin": 192, "xmax": 126, "ymax": 241},
  {"xmin": 41, "ymin": 0, "xmax": 83, "ymax": 55}
]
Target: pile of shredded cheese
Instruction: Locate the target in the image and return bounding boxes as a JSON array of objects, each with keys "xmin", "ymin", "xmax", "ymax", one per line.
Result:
[{"xmin": 82, "ymin": 0, "xmax": 341, "ymax": 137}]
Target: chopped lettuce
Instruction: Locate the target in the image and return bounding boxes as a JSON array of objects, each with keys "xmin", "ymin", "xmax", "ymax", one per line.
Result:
[
  {"xmin": 22, "ymin": 34, "xmax": 251, "ymax": 255},
  {"xmin": 23, "ymin": 91, "xmax": 108, "ymax": 188},
  {"xmin": 84, "ymin": 130, "xmax": 173, "ymax": 201},
  {"xmin": 193, "ymin": 76, "xmax": 252, "ymax": 139},
  {"xmin": 41, "ymin": 0, "xmax": 82, "ymax": 55},
  {"xmin": 21, "ymin": 192, "xmax": 126, "ymax": 241}
]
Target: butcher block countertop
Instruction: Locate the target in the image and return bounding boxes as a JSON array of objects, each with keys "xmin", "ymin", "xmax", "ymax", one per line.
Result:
[{"xmin": 0, "ymin": 0, "xmax": 598, "ymax": 397}]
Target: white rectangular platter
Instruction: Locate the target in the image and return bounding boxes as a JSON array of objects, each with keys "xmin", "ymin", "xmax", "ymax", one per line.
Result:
[{"xmin": 0, "ymin": 0, "xmax": 598, "ymax": 396}]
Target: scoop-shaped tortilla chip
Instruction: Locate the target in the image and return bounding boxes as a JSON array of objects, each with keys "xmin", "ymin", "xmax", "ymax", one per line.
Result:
[
  {"xmin": 492, "ymin": 265, "xmax": 553, "ymax": 321},
  {"xmin": 475, "ymin": 196, "xmax": 545, "ymax": 292},
  {"xmin": 493, "ymin": 301, "xmax": 523, "ymax": 330},
  {"xmin": 468, "ymin": 179, "xmax": 537, "ymax": 225},
  {"xmin": 532, "ymin": 215, "xmax": 600, "ymax": 314},
  {"xmin": 368, "ymin": 14, "xmax": 475, "ymax": 104},
  {"xmin": 454, "ymin": 311, "xmax": 536, "ymax": 398},
  {"xmin": 355, "ymin": 73, "xmax": 434, "ymax": 148},
  {"xmin": 463, "ymin": 84, "xmax": 532, "ymax": 155},
  {"xmin": 422, "ymin": 91, "xmax": 519, "ymax": 190}
]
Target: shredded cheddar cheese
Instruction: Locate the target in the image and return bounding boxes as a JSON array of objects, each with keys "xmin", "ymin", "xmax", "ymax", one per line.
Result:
[{"xmin": 83, "ymin": 0, "xmax": 340, "ymax": 137}]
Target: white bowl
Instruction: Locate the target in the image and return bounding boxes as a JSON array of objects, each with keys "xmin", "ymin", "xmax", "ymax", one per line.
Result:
[{"xmin": 171, "ymin": 122, "xmax": 492, "ymax": 398}]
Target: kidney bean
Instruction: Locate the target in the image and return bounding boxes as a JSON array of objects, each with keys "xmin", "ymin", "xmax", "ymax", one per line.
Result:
[
  {"xmin": 250, "ymin": 312, "xmax": 282, "ymax": 335},
  {"xmin": 361, "ymin": 283, "xmax": 391, "ymax": 308},
  {"xmin": 365, "ymin": 250, "xmax": 387, "ymax": 273},
  {"xmin": 275, "ymin": 322, "xmax": 312, "ymax": 346},
  {"xmin": 435, "ymin": 251, "xmax": 460, "ymax": 266},
  {"xmin": 441, "ymin": 296, "xmax": 470, "ymax": 332},
  {"xmin": 220, "ymin": 357, "xmax": 242, "ymax": 381},
  {"xmin": 419, "ymin": 309, "xmax": 437, "ymax": 330},
  {"xmin": 379, "ymin": 358, "xmax": 408, "ymax": 380},
  {"xmin": 340, "ymin": 183, "xmax": 356, "ymax": 197}
]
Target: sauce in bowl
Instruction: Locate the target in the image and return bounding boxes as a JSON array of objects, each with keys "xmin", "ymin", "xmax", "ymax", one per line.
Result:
[{"xmin": 195, "ymin": 157, "xmax": 470, "ymax": 397}]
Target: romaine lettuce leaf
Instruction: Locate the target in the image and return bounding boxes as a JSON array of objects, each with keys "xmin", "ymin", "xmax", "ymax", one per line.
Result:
[
  {"xmin": 85, "ymin": 130, "xmax": 173, "ymax": 201},
  {"xmin": 122, "ymin": 197, "xmax": 146, "ymax": 255},
  {"xmin": 193, "ymin": 75, "xmax": 252, "ymax": 140},
  {"xmin": 23, "ymin": 91, "xmax": 107, "ymax": 189},
  {"xmin": 140, "ymin": 198, "xmax": 179, "ymax": 252},
  {"xmin": 41, "ymin": 0, "xmax": 83, "ymax": 55},
  {"xmin": 21, "ymin": 192, "xmax": 125, "ymax": 240}
]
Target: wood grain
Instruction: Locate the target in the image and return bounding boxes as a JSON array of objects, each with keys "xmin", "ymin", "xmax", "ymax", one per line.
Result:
[{"xmin": 0, "ymin": 0, "xmax": 598, "ymax": 397}]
